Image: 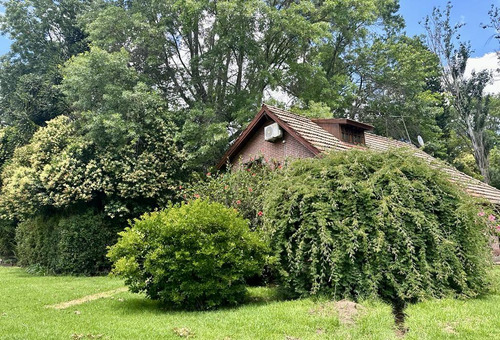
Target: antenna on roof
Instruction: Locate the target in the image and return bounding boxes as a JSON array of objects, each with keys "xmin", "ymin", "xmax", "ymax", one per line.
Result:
[
  {"xmin": 417, "ymin": 135, "xmax": 425, "ymax": 148},
  {"xmin": 389, "ymin": 115, "xmax": 412, "ymax": 144}
]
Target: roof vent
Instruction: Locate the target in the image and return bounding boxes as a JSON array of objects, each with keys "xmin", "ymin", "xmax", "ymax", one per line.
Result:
[{"xmin": 264, "ymin": 123, "xmax": 283, "ymax": 142}]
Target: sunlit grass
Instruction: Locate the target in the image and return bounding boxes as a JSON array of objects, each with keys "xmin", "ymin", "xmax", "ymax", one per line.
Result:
[{"xmin": 1, "ymin": 266, "xmax": 499, "ymax": 339}]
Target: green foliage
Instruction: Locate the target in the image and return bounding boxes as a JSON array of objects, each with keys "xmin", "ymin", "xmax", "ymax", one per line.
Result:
[
  {"xmin": 179, "ymin": 107, "xmax": 233, "ymax": 173},
  {"xmin": 183, "ymin": 159, "xmax": 280, "ymax": 230},
  {"xmin": 0, "ymin": 48, "xmax": 185, "ymax": 221},
  {"xmin": 0, "ymin": 110, "xmax": 184, "ymax": 219},
  {"xmin": 424, "ymin": 3, "xmax": 495, "ymax": 183},
  {"xmin": 490, "ymin": 147, "xmax": 500, "ymax": 189},
  {"xmin": 61, "ymin": 47, "xmax": 186, "ymax": 218},
  {"xmin": 354, "ymin": 36, "xmax": 445, "ymax": 153},
  {"xmin": 0, "ymin": 0, "xmax": 89, "ymax": 69},
  {"xmin": 60, "ymin": 47, "xmax": 139, "ymax": 113},
  {"xmin": 291, "ymin": 101, "xmax": 334, "ymax": 119},
  {"xmin": 81, "ymin": 0, "xmax": 403, "ymax": 170},
  {"xmin": 0, "ymin": 126, "xmax": 32, "ymax": 169},
  {"xmin": 264, "ymin": 149, "xmax": 490, "ymax": 305},
  {"xmin": 9, "ymin": 73, "xmax": 68, "ymax": 126},
  {"xmin": 0, "ymin": 0, "xmax": 90, "ymax": 147},
  {"xmin": 15, "ymin": 209, "xmax": 119, "ymax": 275},
  {"xmin": 108, "ymin": 200, "xmax": 268, "ymax": 310},
  {"xmin": 452, "ymin": 152, "xmax": 483, "ymax": 181},
  {"xmin": 0, "ymin": 219, "xmax": 16, "ymax": 258},
  {"xmin": 0, "ymin": 116, "xmax": 88, "ymax": 219}
]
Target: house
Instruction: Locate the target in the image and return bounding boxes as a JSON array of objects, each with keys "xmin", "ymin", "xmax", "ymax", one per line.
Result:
[{"xmin": 217, "ymin": 104, "xmax": 500, "ymax": 207}]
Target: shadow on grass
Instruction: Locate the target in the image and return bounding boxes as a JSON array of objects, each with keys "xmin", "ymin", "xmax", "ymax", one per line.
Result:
[
  {"xmin": 115, "ymin": 286, "xmax": 287, "ymax": 316},
  {"xmin": 115, "ymin": 295, "xmax": 167, "ymax": 315}
]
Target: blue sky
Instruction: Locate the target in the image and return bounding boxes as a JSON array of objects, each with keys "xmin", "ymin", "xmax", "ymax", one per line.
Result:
[
  {"xmin": 0, "ymin": 5, "xmax": 9, "ymax": 55},
  {"xmin": 400, "ymin": 0, "xmax": 499, "ymax": 57},
  {"xmin": 0, "ymin": 1, "xmax": 498, "ymax": 57}
]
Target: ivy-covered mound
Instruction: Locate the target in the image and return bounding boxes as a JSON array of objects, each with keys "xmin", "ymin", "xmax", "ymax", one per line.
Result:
[
  {"xmin": 264, "ymin": 149, "xmax": 490, "ymax": 306},
  {"xmin": 108, "ymin": 200, "xmax": 268, "ymax": 310}
]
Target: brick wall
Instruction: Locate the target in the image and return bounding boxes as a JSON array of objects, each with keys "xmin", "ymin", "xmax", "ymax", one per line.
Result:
[{"xmin": 232, "ymin": 119, "xmax": 315, "ymax": 165}]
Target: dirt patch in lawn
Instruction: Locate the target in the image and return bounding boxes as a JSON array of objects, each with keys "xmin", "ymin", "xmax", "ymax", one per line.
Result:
[
  {"xmin": 442, "ymin": 321, "xmax": 458, "ymax": 335},
  {"xmin": 46, "ymin": 287, "xmax": 128, "ymax": 310},
  {"xmin": 310, "ymin": 299, "xmax": 365, "ymax": 325}
]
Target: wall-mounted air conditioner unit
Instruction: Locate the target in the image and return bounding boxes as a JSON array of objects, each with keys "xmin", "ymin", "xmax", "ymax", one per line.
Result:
[{"xmin": 264, "ymin": 123, "xmax": 283, "ymax": 142}]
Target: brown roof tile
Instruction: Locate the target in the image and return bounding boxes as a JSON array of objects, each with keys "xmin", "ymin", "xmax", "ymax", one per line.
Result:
[
  {"xmin": 218, "ymin": 105, "xmax": 500, "ymax": 205},
  {"xmin": 269, "ymin": 105, "xmax": 500, "ymax": 206},
  {"xmin": 265, "ymin": 105, "xmax": 352, "ymax": 152},
  {"xmin": 364, "ymin": 133, "xmax": 500, "ymax": 206}
]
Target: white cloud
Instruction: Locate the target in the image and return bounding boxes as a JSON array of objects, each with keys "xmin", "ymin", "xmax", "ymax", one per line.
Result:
[{"xmin": 464, "ymin": 52, "xmax": 500, "ymax": 94}]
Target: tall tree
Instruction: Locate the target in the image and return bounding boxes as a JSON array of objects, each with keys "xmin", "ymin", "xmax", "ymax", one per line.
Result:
[
  {"xmin": 352, "ymin": 35, "xmax": 445, "ymax": 156},
  {"xmin": 0, "ymin": 0, "xmax": 92, "ymax": 150},
  {"xmin": 423, "ymin": 2, "xmax": 494, "ymax": 183},
  {"xmin": 82, "ymin": 0, "xmax": 402, "ymax": 170},
  {"xmin": 0, "ymin": 47, "xmax": 185, "ymax": 221}
]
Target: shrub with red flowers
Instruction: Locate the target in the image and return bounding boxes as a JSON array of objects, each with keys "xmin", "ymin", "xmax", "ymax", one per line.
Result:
[
  {"xmin": 181, "ymin": 157, "xmax": 281, "ymax": 230},
  {"xmin": 478, "ymin": 208, "xmax": 500, "ymax": 237}
]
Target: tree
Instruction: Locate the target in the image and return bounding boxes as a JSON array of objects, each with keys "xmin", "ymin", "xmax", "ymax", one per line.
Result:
[
  {"xmin": 0, "ymin": 48, "xmax": 185, "ymax": 221},
  {"xmin": 82, "ymin": 0, "xmax": 403, "ymax": 170},
  {"xmin": 60, "ymin": 47, "xmax": 187, "ymax": 218},
  {"xmin": 486, "ymin": 95, "xmax": 500, "ymax": 189},
  {"xmin": 281, "ymin": 0, "xmax": 403, "ymax": 113},
  {"xmin": 0, "ymin": 0, "xmax": 90, "ymax": 69},
  {"xmin": 423, "ymin": 2, "xmax": 494, "ymax": 183},
  {"xmin": 352, "ymin": 36, "xmax": 445, "ymax": 156},
  {"xmin": 0, "ymin": 0, "xmax": 92, "ymax": 151}
]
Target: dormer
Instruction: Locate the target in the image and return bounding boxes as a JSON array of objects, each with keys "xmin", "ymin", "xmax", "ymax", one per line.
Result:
[{"xmin": 311, "ymin": 118, "xmax": 374, "ymax": 145}]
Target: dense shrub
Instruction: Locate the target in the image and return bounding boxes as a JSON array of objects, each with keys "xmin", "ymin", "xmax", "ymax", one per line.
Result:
[
  {"xmin": 264, "ymin": 149, "xmax": 490, "ymax": 307},
  {"xmin": 108, "ymin": 200, "xmax": 268, "ymax": 310},
  {"xmin": 0, "ymin": 219, "xmax": 16, "ymax": 259},
  {"xmin": 182, "ymin": 158, "xmax": 281, "ymax": 229},
  {"xmin": 490, "ymin": 147, "xmax": 500, "ymax": 190},
  {"xmin": 16, "ymin": 209, "xmax": 119, "ymax": 275}
]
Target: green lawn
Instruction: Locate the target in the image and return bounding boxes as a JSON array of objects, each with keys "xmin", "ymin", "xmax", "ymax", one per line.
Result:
[{"xmin": 1, "ymin": 266, "xmax": 500, "ymax": 340}]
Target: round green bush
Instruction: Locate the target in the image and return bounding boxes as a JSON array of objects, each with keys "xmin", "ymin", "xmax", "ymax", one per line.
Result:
[
  {"xmin": 108, "ymin": 200, "xmax": 268, "ymax": 310},
  {"xmin": 16, "ymin": 209, "xmax": 119, "ymax": 275},
  {"xmin": 264, "ymin": 149, "xmax": 490, "ymax": 306}
]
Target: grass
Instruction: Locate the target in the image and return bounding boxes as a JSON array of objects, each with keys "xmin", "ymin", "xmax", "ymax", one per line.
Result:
[{"xmin": 0, "ymin": 267, "xmax": 499, "ymax": 340}]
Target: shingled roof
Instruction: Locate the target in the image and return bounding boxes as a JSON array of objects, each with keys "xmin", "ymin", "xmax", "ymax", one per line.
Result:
[
  {"xmin": 365, "ymin": 133, "xmax": 500, "ymax": 205},
  {"xmin": 218, "ymin": 104, "xmax": 500, "ymax": 206},
  {"xmin": 262, "ymin": 105, "xmax": 351, "ymax": 152}
]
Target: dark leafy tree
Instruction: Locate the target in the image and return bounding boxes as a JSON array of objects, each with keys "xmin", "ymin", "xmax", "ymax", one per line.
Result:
[
  {"xmin": 82, "ymin": 0, "xmax": 403, "ymax": 170},
  {"xmin": 0, "ymin": 0, "xmax": 92, "ymax": 151}
]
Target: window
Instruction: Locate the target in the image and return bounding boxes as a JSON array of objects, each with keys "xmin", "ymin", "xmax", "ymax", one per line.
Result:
[{"xmin": 340, "ymin": 125, "xmax": 364, "ymax": 144}]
